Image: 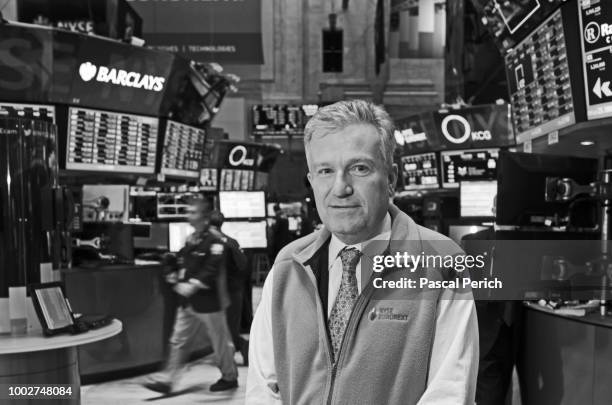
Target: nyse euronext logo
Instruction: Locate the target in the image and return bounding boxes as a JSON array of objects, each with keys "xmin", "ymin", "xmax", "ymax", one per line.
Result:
[{"xmin": 78, "ymin": 61, "xmax": 166, "ymax": 92}]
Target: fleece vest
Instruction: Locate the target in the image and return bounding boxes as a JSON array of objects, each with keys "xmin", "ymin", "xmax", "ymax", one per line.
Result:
[{"xmin": 270, "ymin": 205, "xmax": 464, "ymax": 405}]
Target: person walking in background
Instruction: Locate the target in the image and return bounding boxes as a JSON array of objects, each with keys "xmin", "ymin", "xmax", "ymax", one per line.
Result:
[
  {"xmin": 271, "ymin": 204, "xmax": 291, "ymax": 259},
  {"xmin": 208, "ymin": 210, "xmax": 250, "ymax": 366},
  {"xmin": 143, "ymin": 199, "xmax": 238, "ymax": 394}
]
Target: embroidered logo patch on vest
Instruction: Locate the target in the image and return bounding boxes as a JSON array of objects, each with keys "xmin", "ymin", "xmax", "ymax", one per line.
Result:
[{"xmin": 369, "ymin": 307, "xmax": 411, "ymax": 322}]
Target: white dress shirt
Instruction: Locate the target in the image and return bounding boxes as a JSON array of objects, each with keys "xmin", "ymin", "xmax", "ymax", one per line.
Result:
[{"xmin": 246, "ymin": 214, "xmax": 479, "ymax": 405}]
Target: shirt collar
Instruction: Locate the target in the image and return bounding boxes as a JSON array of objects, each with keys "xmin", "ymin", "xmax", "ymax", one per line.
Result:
[{"xmin": 328, "ymin": 213, "xmax": 392, "ymax": 266}]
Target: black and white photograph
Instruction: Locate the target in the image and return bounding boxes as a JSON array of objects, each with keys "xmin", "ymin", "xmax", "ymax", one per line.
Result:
[{"xmin": 1, "ymin": 0, "xmax": 612, "ymax": 404}]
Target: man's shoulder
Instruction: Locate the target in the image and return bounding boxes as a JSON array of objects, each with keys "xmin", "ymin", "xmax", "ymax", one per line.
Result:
[
  {"xmin": 274, "ymin": 231, "xmax": 321, "ymax": 264},
  {"xmin": 413, "ymin": 224, "xmax": 464, "ymax": 256}
]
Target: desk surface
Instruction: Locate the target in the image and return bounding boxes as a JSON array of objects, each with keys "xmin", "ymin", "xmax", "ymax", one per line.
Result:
[
  {"xmin": 524, "ymin": 302, "xmax": 612, "ymax": 329},
  {"xmin": 0, "ymin": 320, "xmax": 122, "ymax": 355}
]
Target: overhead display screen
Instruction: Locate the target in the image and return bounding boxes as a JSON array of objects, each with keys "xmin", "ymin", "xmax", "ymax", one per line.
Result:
[
  {"xmin": 441, "ymin": 149, "xmax": 499, "ymax": 188},
  {"xmin": 219, "ymin": 191, "xmax": 266, "ymax": 218},
  {"xmin": 505, "ymin": 8, "xmax": 576, "ymax": 143},
  {"xmin": 221, "ymin": 221, "xmax": 268, "ymax": 249},
  {"xmin": 251, "ymin": 104, "xmax": 318, "ymax": 137},
  {"xmin": 0, "ymin": 103, "xmax": 55, "ymax": 123},
  {"xmin": 66, "ymin": 107, "xmax": 158, "ymax": 174},
  {"xmin": 400, "ymin": 153, "xmax": 440, "ymax": 190},
  {"xmin": 160, "ymin": 120, "xmax": 205, "ymax": 178},
  {"xmin": 471, "ymin": 0, "xmax": 565, "ymax": 51},
  {"xmin": 579, "ymin": 0, "xmax": 612, "ymax": 119}
]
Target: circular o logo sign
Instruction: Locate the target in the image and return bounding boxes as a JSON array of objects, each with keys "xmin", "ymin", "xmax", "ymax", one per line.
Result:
[
  {"xmin": 441, "ymin": 114, "xmax": 472, "ymax": 144},
  {"xmin": 584, "ymin": 22, "xmax": 600, "ymax": 44},
  {"xmin": 228, "ymin": 145, "xmax": 248, "ymax": 166}
]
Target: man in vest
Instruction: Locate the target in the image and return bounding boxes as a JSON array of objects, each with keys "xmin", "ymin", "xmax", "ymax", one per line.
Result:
[{"xmin": 246, "ymin": 100, "xmax": 479, "ymax": 404}]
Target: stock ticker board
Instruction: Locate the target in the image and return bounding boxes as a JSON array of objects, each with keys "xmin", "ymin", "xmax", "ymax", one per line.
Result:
[
  {"xmin": 161, "ymin": 120, "xmax": 205, "ymax": 178},
  {"xmin": 505, "ymin": 8, "xmax": 577, "ymax": 143},
  {"xmin": 579, "ymin": 0, "xmax": 612, "ymax": 120},
  {"xmin": 66, "ymin": 107, "xmax": 158, "ymax": 174}
]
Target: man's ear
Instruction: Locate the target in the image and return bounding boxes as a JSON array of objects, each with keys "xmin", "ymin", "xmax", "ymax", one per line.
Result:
[
  {"xmin": 307, "ymin": 171, "xmax": 313, "ymax": 186},
  {"xmin": 388, "ymin": 164, "xmax": 398, "ymax": 196}
]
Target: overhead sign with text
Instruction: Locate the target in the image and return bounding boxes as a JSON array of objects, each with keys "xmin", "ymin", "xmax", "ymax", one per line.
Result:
[
  {"xmin": 17, "ymin": 0, "xmax": 143, "ymax": 39},
  {"xmin": 0, "ymin": 24, "xmax": 180, "ymax": 116},
  {"xmin": 128, "ymin": 0, "xmax": 263, "ymax": 65},
  {"xmin": 432, "ymin": 104, "xmax": 514, "ymax": 150},
  {"xmin": 394, "ymin": 112, "xmax": 438, "ymax": 154},
  {"xmin": 579, "ymin": 0, "xmax": 612, "ymax": 119}
]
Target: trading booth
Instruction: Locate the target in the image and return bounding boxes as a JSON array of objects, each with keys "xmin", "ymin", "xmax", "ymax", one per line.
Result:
[{"xmin": 0, "ymin": 20, "xmax": 273, "ymax": 386}]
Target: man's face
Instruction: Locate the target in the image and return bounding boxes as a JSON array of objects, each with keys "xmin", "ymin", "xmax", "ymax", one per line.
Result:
[
  {"xmin": 307, "ymin": 124, "xmax": 397, "ymax": 244},
  {"xmin": 187, "ymin": 203, "xmax": 209, "ymax": 231}
]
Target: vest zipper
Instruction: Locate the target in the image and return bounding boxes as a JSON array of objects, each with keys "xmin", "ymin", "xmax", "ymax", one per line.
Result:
[{"xmin": 326, "ymin": 265, "xmax": 406, "ymax": 404}]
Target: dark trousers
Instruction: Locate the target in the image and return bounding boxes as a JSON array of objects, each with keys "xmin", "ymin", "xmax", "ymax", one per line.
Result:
[
  {"xmin": 476, "ymin": 302, "xmax": 521, "ymax": 405},
  {"xmin": 226, "ymin": 290, "xmax": 246, "ymax": 351}
]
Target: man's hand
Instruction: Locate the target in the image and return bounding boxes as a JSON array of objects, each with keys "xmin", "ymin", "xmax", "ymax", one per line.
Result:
[
  {"xmin": 165, "ymin": 271, "xmax": 179, "ymax": 284},
  {"xmin": 173, "ymin": 282, "xmax": 200, "ymax": 297}
]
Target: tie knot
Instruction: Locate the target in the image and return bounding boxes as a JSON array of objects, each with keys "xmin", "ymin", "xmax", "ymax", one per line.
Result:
[{"xmin": 339, "ymin": 247, "xmax": 361, "ymax": 272}]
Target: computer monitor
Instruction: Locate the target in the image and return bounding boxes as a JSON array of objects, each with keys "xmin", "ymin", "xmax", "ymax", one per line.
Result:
[
  {"xmin": 460, "ymin": 181, "xmax": 497, "ymax": 218},
  {"xmin": 496, "ymin": 151, "xmax": 598, "ymax": 227},
  {"xmin": 221, "ymin": 221, "xmax": 268, "ymax": 249},
  {"xmin": 168, "ymin": 222, "xmax": 195, "ymax": 252},
  {"xmin": 219, "ymin": 191, "xmax": 266, "ymax": 218},
  {"xmin": 133, "ymin": 223, "xmax": 169, "ymax": 250}
]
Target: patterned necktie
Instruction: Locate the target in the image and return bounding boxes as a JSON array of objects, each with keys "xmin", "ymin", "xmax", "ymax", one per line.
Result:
[{"xmin": 328, "ymin": 247, "xmax": 362, "ymax": 361}]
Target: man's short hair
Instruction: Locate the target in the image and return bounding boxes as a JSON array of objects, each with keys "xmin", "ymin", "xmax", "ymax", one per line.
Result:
[
  {"xmin": 304, "ymin": 100, "xmax": 396, "ymax": 171},
  {"xmin": 209, "ymin": 210, "xmax": 225, "ymax": 227}
]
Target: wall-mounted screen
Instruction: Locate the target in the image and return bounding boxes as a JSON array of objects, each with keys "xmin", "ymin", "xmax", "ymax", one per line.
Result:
[
  {"xmin": 65, "ymin": 107, "xmax": 158, "ymax": 174},
  {"xmin": 578, "ymin": 0, "xmax": 612, "ymax": 120},
  {"xmin": 219, "ymin": 191, "xmax": 266, "ymax": 218},
  {"xmin": 251, "ymin": 104, "xmax": 317, "ymax": 137},
  {"xmin": 221, "ymin": 221, "xmax": 267, "ymax": 249},
  {"xmin": 471, "ymin": 0, "xmax": 564, "ymax": 51},
  {"xmin": 160, "ymin": 120, "xmax": 205, "ymax": 178},
  {"xmin": 505, "ymin": 8, "xmax": 576, "ymax": 143},
  {"xmin": 400, "ymin": 152, "xmax": 440, "ymax": 190},
  {"xmin": 441, "ymin": 149, "xmax": 498, "ymax": 188},
  {"xmin": 460, "ymin": 181, "xmax": 498, "ymax": 217},
  {"xmin": 0, "ymin": 103, "xmax": 55, "ymax": 123}
]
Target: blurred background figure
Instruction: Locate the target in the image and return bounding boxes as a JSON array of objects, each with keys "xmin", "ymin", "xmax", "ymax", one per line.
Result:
[
  {"xmin": 144, "ymin": 199, "xmax": 238, "ymax": 394},
  {"xmin": 208, "ymin": 210, "xmax": 250, "ymax": 366}
]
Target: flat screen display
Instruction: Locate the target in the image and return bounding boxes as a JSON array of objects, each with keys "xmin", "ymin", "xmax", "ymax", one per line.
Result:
[
  {"xmin": 578, "ymin": 0, "xmax": 612, "ymax": 119},
  {"xmin": 161, "ymin": 120, "xmax": 205, "ymax": 178},
  {"xmin": 460, "ymin": 181, "xmax": 498, "ymax": 217},
  {"xmin": 505, "ymin": 8, "xmax": 575, "ymax": 143},
  {"xmin": 221, "ymin": 221, "xmax": 268, "ymax": 249},
  {"xmin": 252, "ymin": 104, "xmax": 316, "ymax": 137},
  {"xmin": 220, "ymin": 169, "xmax": 255, "ymax": 191},
  {"xmin": 168, "ymin": 222, "xmax": 194, "ymax": 252},
  {"xmin": 441, "ymin": 149, "xmax": 498, "ymax": 188},
  {"xmin": 66, "ymin": 107, "xmax": 158, "ymax": 173},
  {"xmin": 34, "ymin": 286, "xmax": 74, "ymax": 330},
  {"xmin": 400, "ymin": 152, "xmax": 440, "ymax": 190},
  {"xmin": 219, "ymin": 191, "xmax": 266, "ymax": 218},
  {"xmin": 0, "ymin": 103, "xmax": 55, "ymax": 123},
  {"xmin": 471, "ymin": 0, "xmax": 564, "ymax": 51}
]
